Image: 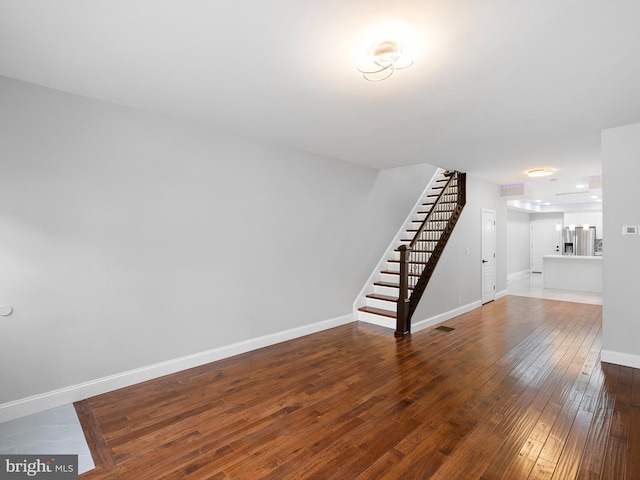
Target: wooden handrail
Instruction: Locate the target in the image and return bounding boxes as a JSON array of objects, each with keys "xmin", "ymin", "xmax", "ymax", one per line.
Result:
[
  {"xmin": 395, "ymin": 171, "xmax": 466, "ymax": 337},
  {"xmin": 409, "ymin": 172, "xmax": 456, "ymax": 250}
]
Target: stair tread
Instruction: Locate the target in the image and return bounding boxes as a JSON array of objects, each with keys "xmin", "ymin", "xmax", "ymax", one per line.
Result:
[
  {"xmin": 408, "ymin": 219, "xmax": 457, "ymax": 230},
  {"xmin": 366, "ymin": 293, "xmax": 398, "ymax": 302},
  {"xmin": 401, "ymin": 236, "xmax": 437, "ymax": 241},
  {"xmin": 413, "ymin": 217, "xmax": 455, "ymax": 221},
  {"xmin": 410, "ymin": 222, "xmax": 448, "ymax": 227},
  {"xmin": 388, "ymin": 259, "xmax": 429, "ymax": 264},
  {"xmin": 374, "ymin": 280, "xmax": 414, "ymax": 289},
  {"xmin": 395, "ymin": 247, "xmax": 435, "ymax": 252},
  {"xmin": 414, "ymin": 214, "xmax": 455, "ymax": 220},
  {"xmin": 381, "ymin": 270, "xmax": 421, "ymax": 277},
  {"xmin": 418, "ymin": 207, "xmax": 457, "ymax": 212},
  {"xmin": 412, "ymin": 218, "xmax": 451, "ymax": 222},
  {"xmin": 358, "ymin": 306, "xmax": 396, "ymax": 319}
]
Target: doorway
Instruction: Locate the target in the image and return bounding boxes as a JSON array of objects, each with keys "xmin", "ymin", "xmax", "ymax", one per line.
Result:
[
  {"xmin": 530, "ymin": 222, "xmax": 561, "ymax": 273},
  {"xmin": 481, "ymin": 209, "xmax": 496, "ymax": 304}
]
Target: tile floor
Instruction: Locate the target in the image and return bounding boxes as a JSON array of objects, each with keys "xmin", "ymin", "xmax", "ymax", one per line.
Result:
[
  {"xmin": 0, "ymin": 404, "xmax": 94, "ymax": 474},
  {"xmin": 507, "ymin": 272, "xmax": 603, "ymax": 305}
]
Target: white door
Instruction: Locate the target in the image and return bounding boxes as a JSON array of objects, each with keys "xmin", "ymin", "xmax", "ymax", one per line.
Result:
[
  {"xmin": 481, "ymin": 209, "xmax": 496, "ymax": 304},
  {"xmin": 531, "ymin": 222, "xmax": 561, "ymax": 273}
]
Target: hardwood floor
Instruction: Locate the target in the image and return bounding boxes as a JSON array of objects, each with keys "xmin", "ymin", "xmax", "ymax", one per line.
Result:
[{"xmin": 75, "ymin": 296, "xmax": 639, "ymax": 479}]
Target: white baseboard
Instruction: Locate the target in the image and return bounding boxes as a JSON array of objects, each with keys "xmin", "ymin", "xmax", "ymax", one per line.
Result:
[
  {"xmin": 411, "ymin": 300, "xmax": 482, "ymax": 333},
  {"xmin": 508, "ymin": 270, "xmax": 530, "ymax": 281},
  {"xmin": 601, "ymin": 349, "xmax": 640, "ymax": 369},
  {"xmin": 0, "ymin": 314, "xmax": 354, "ymax": 423},
  {"xmin": 496, "ymin": 288, "xmax": 509, "ymax": 299},
  {"xmin": 358, "ymin": 300, "xmax": 485, "ymax": 334}
]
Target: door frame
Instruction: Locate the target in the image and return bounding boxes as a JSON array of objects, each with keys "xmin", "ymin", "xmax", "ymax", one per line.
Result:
[
  {"xmin": 481, "ymin": 208, "xmax": 497, "ymax": 304},
  {"xmin": 530, "ymin": 220, "xmax": 562, "ymax": 273}
]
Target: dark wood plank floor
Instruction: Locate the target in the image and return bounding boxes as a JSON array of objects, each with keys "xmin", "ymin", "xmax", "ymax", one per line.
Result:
[{"xmin": 75, "ymin": 296, "xmax": 640, "ymax": 479}]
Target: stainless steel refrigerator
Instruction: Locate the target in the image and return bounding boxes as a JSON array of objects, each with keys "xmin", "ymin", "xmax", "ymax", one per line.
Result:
[{"xmin": 563, "ymin": 226, "xmax": 596, "ymax": 256}]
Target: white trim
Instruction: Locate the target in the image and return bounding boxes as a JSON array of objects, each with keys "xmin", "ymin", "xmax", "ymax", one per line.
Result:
[
  {"xmin": 481, "ymin": 208, "xmax": 497, "ymax": 304},
  {"xmin": 601, "ymin": 349, "xmax": 640, "ymax": 369},
  {"xmin": 496, "ymin": 289, "xmax": 509, "ymax": 299},
  {"xmin": 507, "ymin": 269, "xmax": 530, "ymax": 281},
  {"xmin": 0, "ymin": 314, "xmax": 354, "ymax": 423},
  {"xmin": 356, "ymin": 311, "xmax": 394, "ymax": 330},
  {"xmin": 411, "ymin": 300, "xmax": 482, "ymax": 332}
]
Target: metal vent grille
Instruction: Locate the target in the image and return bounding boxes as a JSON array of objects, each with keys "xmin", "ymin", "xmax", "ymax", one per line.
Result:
[{"xmin": 434, "ymin": 325, "xmax": 455, "ymax": 332}]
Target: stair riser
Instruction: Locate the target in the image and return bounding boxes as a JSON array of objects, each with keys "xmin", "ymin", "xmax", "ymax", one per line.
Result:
[
  {"xmin": 386, "ymin": 262, "xmax": 400, "ymax": 273},
  {"xmin": 381, "ymin": 273, "xmax": 423, "ymax": 284},
  {"xmin": 357, "ymin": 310, "xmax": 395, "ymax": 329},
  {"xmin": 381, "ymin": 272, "xmax": 399, "ymax": 283},
  {"xmin": 386, "ymin": 262, "xmax": 427, "ymax": 275},
  {"xmin": 366, "ymin": 297, "xmax": 397, "ymax": 310},
  {"xmin": 374, "ymin": 284, "xmax": 399, "ymax": 296}
]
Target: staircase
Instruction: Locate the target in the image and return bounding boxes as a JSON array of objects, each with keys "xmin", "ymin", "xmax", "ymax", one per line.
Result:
[{"xmin": 355, "ymin": 169, "xmax": 466, "ymax": 336}]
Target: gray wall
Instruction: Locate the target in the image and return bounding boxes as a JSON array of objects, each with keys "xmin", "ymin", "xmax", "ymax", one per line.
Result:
[
  {"xmin": 601, "ymin": 122, "xmax": 640, "ymax": 368},
  {"xmin": 0, "ymin": 77, "xmax": 434, "ymax": 406},
  {"xmin": 412, "ymin": 175, "xmax": 507, "ymax": 321},
  {"xmin": 507, "ymin": 210, "xmax": 531, "ymax": 276},
  {"xmin": 530, "ymin": 212, "xmax": 564, "ymax": 222},
  {"xmin": 359, "ymin": 163, "xmax": 439, "ymax": 255}
]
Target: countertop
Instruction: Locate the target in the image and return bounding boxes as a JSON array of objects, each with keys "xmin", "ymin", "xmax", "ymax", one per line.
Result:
[{"xmin": 543, "ymin": 255, "xmax": 602, "ymax": 261}]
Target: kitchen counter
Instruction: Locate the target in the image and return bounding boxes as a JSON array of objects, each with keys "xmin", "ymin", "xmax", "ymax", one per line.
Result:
[{"xmin": 542, "ymin": 255, "xmax": 603, "ymax": 292}]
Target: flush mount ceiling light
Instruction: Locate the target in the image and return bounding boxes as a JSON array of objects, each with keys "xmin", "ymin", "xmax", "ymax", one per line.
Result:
[
  {"xmin": 357, "ymin": 39, "xmax": 413, "ymax": 82},
  {"xmin": 527, "ymin": 168, "xmax": 556, "ymax": 178}
]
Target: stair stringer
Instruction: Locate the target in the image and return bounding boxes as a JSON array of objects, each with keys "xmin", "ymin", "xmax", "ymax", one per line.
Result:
[{"xmin": 353, "ymin": 168, "xmax": 447, "ymax": 328}]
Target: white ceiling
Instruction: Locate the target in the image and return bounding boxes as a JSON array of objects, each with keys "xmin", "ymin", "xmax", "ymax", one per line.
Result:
[{"xmin": 2, "ymin": 1, "xmax": 640, "ymax": 207}]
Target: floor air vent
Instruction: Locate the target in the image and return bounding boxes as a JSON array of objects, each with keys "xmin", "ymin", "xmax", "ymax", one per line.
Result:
[{"xmin": 435, "ymin": 325, "xmax": 455, "ymax": 332}]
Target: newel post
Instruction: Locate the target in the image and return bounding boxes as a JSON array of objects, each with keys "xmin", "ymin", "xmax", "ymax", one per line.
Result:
[
  {"xmin": 395, "ymin": 245, "xmax": 412, "ymax": 338},
  {"xmin": 458, "ymin": 172, "xmax": 466, "ymax": 207}
]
